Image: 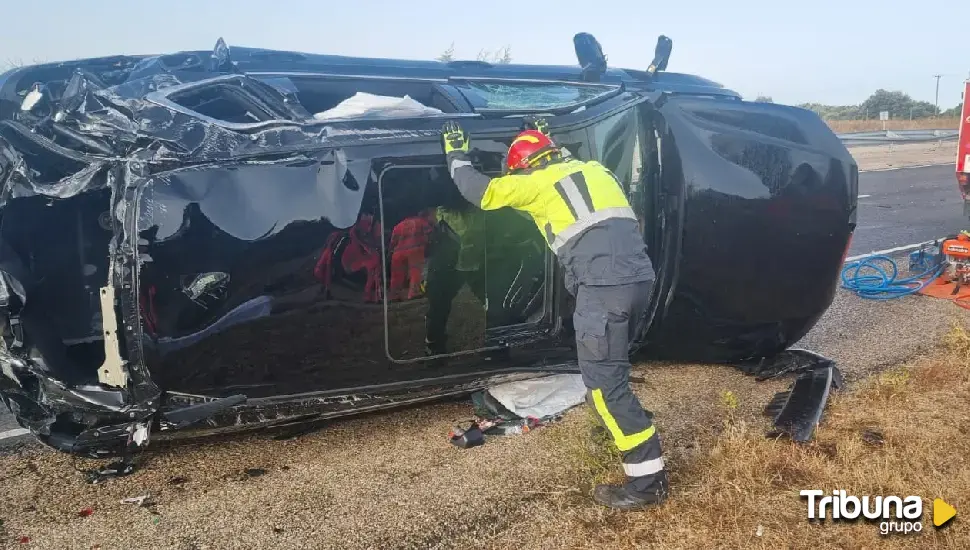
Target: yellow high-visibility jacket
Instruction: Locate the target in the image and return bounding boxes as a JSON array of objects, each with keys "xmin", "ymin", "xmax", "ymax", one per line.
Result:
[{"xmin": 446, "ymin": 153, "xmax": 637, "ymax": 254}]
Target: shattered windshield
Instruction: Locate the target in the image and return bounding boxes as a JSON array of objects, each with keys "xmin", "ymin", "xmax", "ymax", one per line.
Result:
[{"xmin": 453, "ymin": 81, "xmax": 618, "ymax": 112}]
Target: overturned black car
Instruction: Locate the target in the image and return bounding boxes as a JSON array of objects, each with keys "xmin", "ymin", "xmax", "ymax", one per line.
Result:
[{"xmin": 0, "ymin": 35, "xmax": 857, "ymax": 457}]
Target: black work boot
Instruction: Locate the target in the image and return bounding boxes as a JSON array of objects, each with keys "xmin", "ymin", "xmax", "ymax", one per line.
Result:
[{"xmin": 592, "ymin": 470, "xmax": 669, "ymax": 511}]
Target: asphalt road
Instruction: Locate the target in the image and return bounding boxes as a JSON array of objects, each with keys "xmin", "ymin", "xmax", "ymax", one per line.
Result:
[
  {"xmin": 0, "ymin": 164, "xmax": 963, "ymax": 450},
  {"xmin": 849, "ymin": 164, "xmax": 964, "ymax": 257}
]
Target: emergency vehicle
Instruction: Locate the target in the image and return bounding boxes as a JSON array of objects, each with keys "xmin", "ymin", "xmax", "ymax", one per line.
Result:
[{"xmin": 958, "ymin": 79, "xmax": 970, "ymax": 218}]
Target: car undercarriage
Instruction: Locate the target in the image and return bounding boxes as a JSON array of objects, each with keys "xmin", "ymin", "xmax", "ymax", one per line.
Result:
[{"xmin": 0, "ymin": 34, "xmax": 856, "ymax": 459}]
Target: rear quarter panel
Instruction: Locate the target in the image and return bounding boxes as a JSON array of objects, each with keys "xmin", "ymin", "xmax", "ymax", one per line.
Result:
[{"xmin": 644, "ymin": 97, "xmax": 857, "ymax": 362}]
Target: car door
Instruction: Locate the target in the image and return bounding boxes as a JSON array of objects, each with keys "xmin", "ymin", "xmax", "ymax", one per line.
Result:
[{"xmin": 442, "ymin": 81, "xmax": 652, "ymax": 344}]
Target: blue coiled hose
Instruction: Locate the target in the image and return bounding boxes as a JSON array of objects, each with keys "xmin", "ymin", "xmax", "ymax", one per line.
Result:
[{"xmin": 840, "ymin": 252, "xmax": 945, "ymax": 300}]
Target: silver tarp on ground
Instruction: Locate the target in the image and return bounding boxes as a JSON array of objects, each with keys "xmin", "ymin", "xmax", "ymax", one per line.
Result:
[{"xmin": 486, "ymin": 373, "xmax": 587, "ymax": 418}]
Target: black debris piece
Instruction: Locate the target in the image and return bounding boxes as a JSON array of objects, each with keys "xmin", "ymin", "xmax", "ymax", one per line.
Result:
[
  {"xmin": 736, "ymin": 348, "xmax": 836, "ymax": 381},
  {"xmin": 245, "ymin": 468, "xmax": 267, "ymax": 478},
  {"xmin": 84, "ymin": 460, "xmax": 137, "ymax": 484},
  {"xmin": 861, "ymin": 428, "xmax": 885, "ymax": 446},
  {"xmin": 448, "ymin": 422, "xmax": 485, "ymax": 449},
  {"xmin": 763, "ymin": 363, "xmax": 841, "ymax": 442}
]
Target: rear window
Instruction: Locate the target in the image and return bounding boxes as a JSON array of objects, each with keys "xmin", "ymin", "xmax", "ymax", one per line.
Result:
[{"xmin": 453, "ymin": 81, "xmax": 618, "ymax": 112}]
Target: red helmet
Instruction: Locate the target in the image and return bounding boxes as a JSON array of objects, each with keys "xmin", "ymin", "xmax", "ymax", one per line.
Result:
[{"xmin": 506, "ymin": 130, "xmax": 558, "ymax": 172}]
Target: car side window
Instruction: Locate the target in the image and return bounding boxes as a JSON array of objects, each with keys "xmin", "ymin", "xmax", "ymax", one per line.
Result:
[{"xmin": 378, "ymin": 165, "xmax": 490, "ymax": 361}]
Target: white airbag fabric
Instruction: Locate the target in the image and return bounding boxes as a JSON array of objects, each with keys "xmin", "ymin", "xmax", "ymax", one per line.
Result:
[{"xmin": 313, "ymin": 92, "xmax": 443, "ymax": 120}]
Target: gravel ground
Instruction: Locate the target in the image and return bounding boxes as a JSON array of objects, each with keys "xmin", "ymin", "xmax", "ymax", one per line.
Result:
[
  {"xmin": 2, "ymin": 248, "xmax": 968, "ymax": 549},
  {"xmin": 796, "ymin": 281, "xmax": 969, "ymax": 381},
  {"xmin": 848, "ymin": 140, "xmax": 957, "ymax": 172}
]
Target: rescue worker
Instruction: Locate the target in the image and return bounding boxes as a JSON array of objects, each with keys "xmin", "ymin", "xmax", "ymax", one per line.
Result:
[
  {"xmin": 388, "ymin": 209, "xmax": 436, "ymax": 302},
  {"xmin": 424, "ymin": 205, "xmax": 488, "ymax": 355},
  {"xmin": 440, "ymin": 117, "xmax": 668, "ymax": 510}
]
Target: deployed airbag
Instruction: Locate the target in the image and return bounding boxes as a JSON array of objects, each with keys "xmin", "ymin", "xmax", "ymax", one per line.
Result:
[{"xmin": 313, "ymin": 92, "xmax": 443, "ymax": 120}]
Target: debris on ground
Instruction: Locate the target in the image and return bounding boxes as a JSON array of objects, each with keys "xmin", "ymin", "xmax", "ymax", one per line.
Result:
[
  {"xmin": 764, "ymin": 364, "xmax": 842, "ymax": 442},
  {"xmin": 84, "ymin": 459, "xmax": 137, "ymax": 484},
  {"xmin": 120, "ymin": 495, "xmax": 151, "ymax": 507},
  {"xmin": 77, "ymin": 507, "xmax": 94, "ymax": 518},
  {"xmin": 448, "ymin": 422, "xmax": 486, "ymax": 449},
  {"xmin": 449, "ymin": 373, "xmax": 587, "ymax": 448},
  {"xmin": 736, "ymin": 348, "xmax": 844, "ymax": 442},
  {"xmin": 860, "ymin": 428, "xmax": 885, "ymax": 446}
]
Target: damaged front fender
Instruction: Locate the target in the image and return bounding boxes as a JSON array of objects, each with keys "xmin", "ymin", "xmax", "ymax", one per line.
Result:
[{"xmin": 0, "ymin": 351, "xmax": 156, "ymax": 456}]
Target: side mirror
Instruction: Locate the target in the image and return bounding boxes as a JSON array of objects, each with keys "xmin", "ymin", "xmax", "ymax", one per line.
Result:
[
  {"xmin": 647, "ymin": 35, "xmax": 673, "ymax": 76},
  {"xmin": 573, "ymin": 33, "xmax": 608, "ymax": 82}
]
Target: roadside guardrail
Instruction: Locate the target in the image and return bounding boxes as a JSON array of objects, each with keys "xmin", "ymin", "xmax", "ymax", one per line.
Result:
[{"xmin": 837, "ymin": 129, "xmax": 959, "ymax": 147}]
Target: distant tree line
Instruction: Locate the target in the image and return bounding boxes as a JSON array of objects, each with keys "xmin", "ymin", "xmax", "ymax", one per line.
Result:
[{"xmin": 796, "ymin": 89, "xmax": 962, "ymax": 120}]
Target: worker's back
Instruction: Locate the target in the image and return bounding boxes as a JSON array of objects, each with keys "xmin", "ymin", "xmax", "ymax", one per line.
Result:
[
  {"xmin": 482, "ymin": 158, "xmax": 654, "ymax": 293},
  {"xmin": 482, "ymin": 159, "xmax": 633, "ymax": 250}
]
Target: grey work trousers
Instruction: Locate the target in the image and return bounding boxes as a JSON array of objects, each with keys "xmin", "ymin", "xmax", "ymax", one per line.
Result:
[{"xmin": 572, "ymin": 281, "xmax": 666, "ymax": 494}]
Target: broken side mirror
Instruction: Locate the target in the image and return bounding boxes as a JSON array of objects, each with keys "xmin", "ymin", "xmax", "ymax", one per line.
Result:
[
  {"xmin": 647, "ymin": 36, "xmax": 673, "ymax": 77},
  {"xmin": 573, "ymin": 33, "xmax": 607, "ymax": 83}
]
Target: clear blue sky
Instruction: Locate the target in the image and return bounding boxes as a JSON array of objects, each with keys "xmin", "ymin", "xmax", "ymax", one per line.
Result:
[{"xmin": 1, "ymin": 0, "xmax": 967, "ymax": 108}]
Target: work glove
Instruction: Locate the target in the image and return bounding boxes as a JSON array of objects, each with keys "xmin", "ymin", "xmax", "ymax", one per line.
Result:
[
  {"xmin": 441, "ymin": 121, "xmax": 469, "ymax": 155},
  {"xmin": 522, "ymin": 115, "xmax": 550, "ymax": 136}
]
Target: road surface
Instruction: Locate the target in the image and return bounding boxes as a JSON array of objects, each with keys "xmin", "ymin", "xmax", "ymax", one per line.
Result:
[
  {"xmin": 849, "ymin": 164, "xmax": 963, "ymax": 256},
  {"xmin": 0, "ymin": 164, "xmax": 963, "ymax": 450}
]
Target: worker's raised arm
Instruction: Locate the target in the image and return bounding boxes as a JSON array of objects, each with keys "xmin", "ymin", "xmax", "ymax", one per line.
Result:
[{"xmin": 442, "ymin": 121, "xmax": 538, "ymax": 210}]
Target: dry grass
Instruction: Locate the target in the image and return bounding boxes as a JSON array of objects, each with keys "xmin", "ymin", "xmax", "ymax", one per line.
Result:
[
  {"xmin": 0, "ymin": 327, "xmax": 967, "ymax": 549},
  {"xmin": 848, "ymin": 140, "xmax": 957, "ymax": 171},
  {"xmin": 827, "ymin": 118, "xmax": 961, "ymax": 133},
  {"xmin": 476, "ymin": 327, "xmax": 970, "ymax": 549}
]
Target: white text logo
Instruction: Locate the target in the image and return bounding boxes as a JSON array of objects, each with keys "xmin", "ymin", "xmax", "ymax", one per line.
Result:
[{"xmin": 800, "ymin": 490, "xmax": 923, "ymax": 535}]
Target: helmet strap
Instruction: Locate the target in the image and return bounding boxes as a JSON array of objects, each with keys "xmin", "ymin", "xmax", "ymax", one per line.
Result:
[{"xmin": 526, "ymin": 147, "xmax": 563, "ymax": 169}]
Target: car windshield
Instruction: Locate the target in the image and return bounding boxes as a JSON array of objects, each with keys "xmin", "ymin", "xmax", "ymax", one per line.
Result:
[{"xmin": 453, "ymin": 81, "xmax": 618, "ymax": 112}]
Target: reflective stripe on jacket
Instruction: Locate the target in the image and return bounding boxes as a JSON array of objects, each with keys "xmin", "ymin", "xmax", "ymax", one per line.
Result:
[{"xmin": 446, "ymin": 154, "xmax": 636, "ymax": 254}]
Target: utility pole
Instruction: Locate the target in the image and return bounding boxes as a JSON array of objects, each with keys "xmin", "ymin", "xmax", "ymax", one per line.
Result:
[{"xmin": 933, "ymin": 74, "xmax": 943, "ymax": 115}]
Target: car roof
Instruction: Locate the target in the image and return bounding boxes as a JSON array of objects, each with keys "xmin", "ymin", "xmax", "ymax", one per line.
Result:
[{"xmin": 0, "ymin": 41, "xmax": 741, "ymax": 107}]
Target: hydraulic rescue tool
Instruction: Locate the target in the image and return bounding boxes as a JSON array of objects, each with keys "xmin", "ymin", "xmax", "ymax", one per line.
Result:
[{"xmin": 941, "ymin": 232, "xmax": 970, "ymax": 288}]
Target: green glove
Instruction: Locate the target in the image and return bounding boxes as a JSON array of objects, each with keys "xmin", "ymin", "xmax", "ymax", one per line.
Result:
[
  {"xmin": 523, "ymin": 115, "xmax": 550, "ymax": 136},
  {"xmin": 441, "ymin": 121, "xmax": 469, "ymax": 154}
]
